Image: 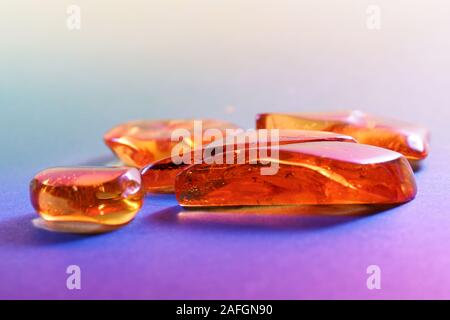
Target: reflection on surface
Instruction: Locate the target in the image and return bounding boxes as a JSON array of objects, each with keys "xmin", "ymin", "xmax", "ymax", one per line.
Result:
[
  {"xmin": 182, "ymin": 204, "xmax": 396, "ymax": 216},
  {"xmin": 148, "ymin": 203, "xmax": 397, "ymax": 230}
]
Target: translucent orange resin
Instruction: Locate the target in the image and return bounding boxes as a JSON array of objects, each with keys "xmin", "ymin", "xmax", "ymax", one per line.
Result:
[
  {"xmin": 141, "ymin": 129, "xmax": 356, "ymax": 193},
  {"xmin": 175, "ymin": 142, "xmax": 417, "ymax": 207},
  {"xmin": 256, "ymin": 110, "xmax": 429, "ymax": 161},
  {"xmin": 30, "ymin": 167, "xmax": 144, "ymax": 228},
  {"xmin": 104, "ymin": 119, "xmax": 240, "ymax": 168}
]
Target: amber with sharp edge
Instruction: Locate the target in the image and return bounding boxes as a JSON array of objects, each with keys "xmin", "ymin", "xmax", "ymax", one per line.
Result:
[
  {"xmin": 175, "ymin": 142, "xmax": 417, "ymax": 207},
  {"xmin": 104, "ymin": 119, "xmax": 240, "ymax": 168},
  {"xmin": 141, "ymin": 129, "xmax": 356, "ymax": 193},
  {"xmin": 256, "ymin": 110, "xmax": 429, "ymax": 161},
  {"xmin": 30, "ymin": 167, "xmax": 143, "ymax": 233}
]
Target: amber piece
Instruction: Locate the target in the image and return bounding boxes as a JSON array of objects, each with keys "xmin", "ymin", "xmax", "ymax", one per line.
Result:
[
  {"xmin": 256, "ymin": 110, "xmax": 429, "ymax": 161},
  {"xmin": 30, "ymin": 167, "xmax": 143, "ymax": 233},
  {"xmin": 141, "ymin": 129, "xmax": 356, "ymax": 193},
  {"xmin": 175, "ymin": 142, "xmax": 417, "ymax": 207},
  {"xmin": 104, "ymin": 119, "xmax": 240, "ymax": 168}
]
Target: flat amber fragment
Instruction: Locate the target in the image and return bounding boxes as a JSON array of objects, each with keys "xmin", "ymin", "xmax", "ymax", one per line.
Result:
[
  {"xmin": 141, "ymin": 129, "xmax": 356, "ymax": 193},
  {"xmin": 104, "ymin": 119, "xmax": 240, "ymax": 168},
  {"xmin": 256, "ymin": 110, "xmax": 430, "ymax": 160},
  {"xmin": 30, "ymin": 167, "xmax": 143, "ymax": 233},
  {"xmin": 175, "ymin": 142, "xmax": 417, "ymax": 207}
]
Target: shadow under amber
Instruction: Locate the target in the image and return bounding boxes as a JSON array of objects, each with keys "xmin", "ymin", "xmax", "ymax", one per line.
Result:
[
  {"xmin": 0, "ymin": 213, "xmax": 107, "ymax": 247},
  {"xmin": 409, "ymin": 159, "xmax": 425, "ymax": 173},
  {"xmin": 148, "ymin": 204, "xmax": 398, "ymax": 231}
]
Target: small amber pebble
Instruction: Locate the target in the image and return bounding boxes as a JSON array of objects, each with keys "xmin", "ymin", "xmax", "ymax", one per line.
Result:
[
  {"xmin": 30, "ymin": 167, "xmax": 144, "ymax": 231},
  {"xmin": 141, "ymin": 129, "xmax": 356, "ymax": 193},
  {"xmin": 256, "ymin": 110, "xmax": 429, "ymax": 161},
  {"xmin": 104, "ymin": 119, "xmax": 240, "ymax": 168},
  {"xmin": 175, "ymin": 142, "xmax": 417, "ymax": 207}
]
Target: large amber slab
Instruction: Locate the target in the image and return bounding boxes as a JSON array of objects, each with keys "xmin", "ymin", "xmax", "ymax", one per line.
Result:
[
  {"xmin": 104, "ymin": 119, "xmax": 240, "ymax": 168},
  {"xmin": 141, "ymin": 129, "xmax": 356, "ymax": 193},
  {"xmin": 175, "ymin": 142, "xmax": 417, "ymax": 207},
  {"xmin": 30, "ymin": 167, "xmax": 143, "ymax": 233},
  {"xmin": 256, "ymin": 110, "xmax": 429, "ymax": 161}
]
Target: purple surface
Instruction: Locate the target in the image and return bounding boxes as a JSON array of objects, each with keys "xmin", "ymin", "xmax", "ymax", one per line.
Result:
[
  {"xmin": 1, "ymin": 1, "xmax": 450, "ymax": 299},
  {"xmin": 1, "ymin": 146, "xmax": 450, "ymax": 299}
]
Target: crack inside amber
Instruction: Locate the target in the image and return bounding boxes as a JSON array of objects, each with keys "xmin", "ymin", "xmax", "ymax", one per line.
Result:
[
  {"xmin": 175, "ymin": 142, "xmax": 417, "ymax": 207},
  {"xmin": 141, "ymin": 129, "xmax": 356, "ymax": 193}
]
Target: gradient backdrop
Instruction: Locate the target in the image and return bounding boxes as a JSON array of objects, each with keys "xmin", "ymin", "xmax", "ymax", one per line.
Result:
[{"xmin": 1, "ymin": 0, "xmax": 450, "ymax": 299}]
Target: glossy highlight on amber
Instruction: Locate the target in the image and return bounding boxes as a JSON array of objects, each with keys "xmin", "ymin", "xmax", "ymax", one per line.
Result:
[
  {"xmin": 30, "ymin": 167, "xmax": 144, "ymax": 230},
  {"xmin": 175, "ymin": 142, "xmax": 417, "ymax": 207},
  {"xmin": 141, "ymin": 129, "xmax": 356, "ymax": 193},
  {"xmin": 256, "ymin": 110, "xmax": 430, "ymax": 161},
  {"xmin": 104, "ymin": 119, "xmax": 240, "ymax": 168}
]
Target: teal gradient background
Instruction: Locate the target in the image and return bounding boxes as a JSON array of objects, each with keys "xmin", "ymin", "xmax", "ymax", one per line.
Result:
[
  {"xmin": 2, "ymin": 0, "xmax": 449, "ymax": 169},
  {"xmin": 1, "ymin": 1, "xmax": 450, "ymax": 298}
]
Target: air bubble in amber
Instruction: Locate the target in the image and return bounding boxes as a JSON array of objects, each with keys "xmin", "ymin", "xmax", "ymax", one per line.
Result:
[
  {"xmin": 30, "ymin": 167, "xmax": 144, "ymax": 232},
  {"xmin": 256, "ymin": 110, "xmax": 430, "ymax": 161}
]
